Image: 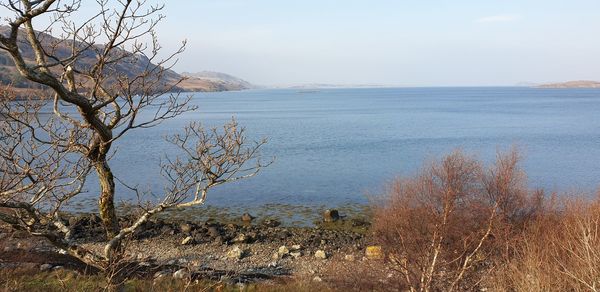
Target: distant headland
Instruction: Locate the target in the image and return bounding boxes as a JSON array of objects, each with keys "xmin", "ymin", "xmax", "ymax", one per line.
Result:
[{"xmin": 536, "ymin": 80, "xmax": 600, "ymax": 88}]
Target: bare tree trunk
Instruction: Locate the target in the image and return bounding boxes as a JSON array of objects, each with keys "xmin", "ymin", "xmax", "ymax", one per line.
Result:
[{"xmin": 96, "ymin": 159, "xmax": 119, "ymax": 239}]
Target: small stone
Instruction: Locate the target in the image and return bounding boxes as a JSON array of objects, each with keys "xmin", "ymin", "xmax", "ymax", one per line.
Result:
[
  {"xmin": 241, "ymin": 213, "xmax": 254, "ymax": 223},
  {"xmin": 232, "ymin": 233, "xmax": 247, "ymax": 244},
  {"xmin": 181, "ymin": 236, "xmax": 194, "ymax": 245},
  {"xmin": 39, "ymin": 264, "xmax": 53, "ymax": 271},
  {"xmin": 268, "ymin": 261, "xmax": 278, "ymax": 268},
  {"xmin": 52, "ymin": 266, "xmax": 64, "ymax": 270},
  {"xmin": 323, "ymin": 209, "xmax": 340, "ymax": 222},
  {"xmin": 180, "ymin": 223, "xmax": 193, "ymax": 234},
  {"xmin": 290, "ymin": 251, "xmax": 302, "ymax": 259},
  {"xmin": 344, "ymin": 254, "xmax": 355, "ymax": 261},
  {"xmin": 313, "ymin": 276, "xmax": 323, "ymax": 282},
  {"xmin": 365, "ymin": 246, "xmax": 383, "ymax": 260},
  {"xmin": 314, "ymin": 250, "xmax": 327, "ymax": 259},
  {"xmin": 173, "ymin": 268, "xmax": 190, "ymax": 279},
  {"xmin": 227, "ymin": 246, "xmax": 246, "ymax": 260},
  {"xmin": 290, "ymin": 244, "xmax": 301, "ymax": 251},
  {"xmin": 278, "ymin": 245, "xmax": 290, "ymax": 255}
]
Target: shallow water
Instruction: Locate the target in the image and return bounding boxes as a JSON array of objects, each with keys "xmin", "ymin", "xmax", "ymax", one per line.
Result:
[{"xmin": 68, "ymin": 87, "xmax": 600, "ymax": 211}]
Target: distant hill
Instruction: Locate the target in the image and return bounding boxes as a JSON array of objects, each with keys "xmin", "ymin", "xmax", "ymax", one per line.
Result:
[
  {"xmin": 180, "ymin": 71, "xmax": 254, "ymax": 91},
  {"xmin": 0, "ymin": 26, "xmax": 249, "ymax": 93},
  {"xmin": 537, "ymin": 80, "xmax": 600, "ymax": 89}
]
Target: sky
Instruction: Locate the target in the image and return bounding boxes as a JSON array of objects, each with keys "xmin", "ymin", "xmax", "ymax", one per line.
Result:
[{"xmin": 6, "ymin": 0, "xmax": 600, "ymax": 86}]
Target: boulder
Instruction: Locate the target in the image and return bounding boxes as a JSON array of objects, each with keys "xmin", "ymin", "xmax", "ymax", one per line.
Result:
[
  {"xmin": 323, "ymin": 209, "xmax": 340, "ymax": 222},
  {"xmin": 241, "ymin": 213, "xmax": 255, "ymax": 223}
]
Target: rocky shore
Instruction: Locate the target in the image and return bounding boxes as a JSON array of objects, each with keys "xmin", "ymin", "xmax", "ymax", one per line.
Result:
[{"xmin": 0, "ymin": 209, "xmax": 374, "ymax": 285}]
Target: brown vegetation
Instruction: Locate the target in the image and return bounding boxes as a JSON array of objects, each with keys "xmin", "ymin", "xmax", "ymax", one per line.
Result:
[
  {"xmin": 327, "ymin": 149, "xmax": 600, "ymax": 292},
  {"xmin": 489, "ymin": 197, "xmax": 600, "ymax": 291}
]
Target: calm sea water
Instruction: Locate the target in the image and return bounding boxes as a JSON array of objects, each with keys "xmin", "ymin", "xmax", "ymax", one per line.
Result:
[{"xmin": 73, "ymin": 87, "xmax": 600, "ymax": 210}]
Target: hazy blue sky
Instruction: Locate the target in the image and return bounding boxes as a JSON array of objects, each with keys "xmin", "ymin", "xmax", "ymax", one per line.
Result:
[
  {"xmin": 150, "ymin": 0, "xmax": 600, "ymax": 86},
  {"xmin": 7, "ymin": 0, "xmax": 600, "ymax": 86}
]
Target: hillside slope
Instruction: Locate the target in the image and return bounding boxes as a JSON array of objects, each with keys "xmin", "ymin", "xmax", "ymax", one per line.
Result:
[
  {"xmin": 180, "ymin": 71, "xmax": 254, "ymax": 92},
  {"xmin": 0, "ymin": 26, "xmax": 251, "ymax": 93}
]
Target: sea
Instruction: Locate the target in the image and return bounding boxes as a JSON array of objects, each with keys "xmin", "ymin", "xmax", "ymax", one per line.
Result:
[{"xmin": 69, "ymin": 87, "xmax": 600, "ymax": 212}]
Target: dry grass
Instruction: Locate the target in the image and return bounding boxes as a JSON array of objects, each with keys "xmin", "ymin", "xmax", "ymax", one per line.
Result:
[{"xmin": 488, "ymin": 196, "xmax": 600, "ymax": 291}]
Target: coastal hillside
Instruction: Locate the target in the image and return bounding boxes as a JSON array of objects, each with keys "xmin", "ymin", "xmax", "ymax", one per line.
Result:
[
  {"xmin": 0, "ymin": 26, "xmax": 251, "ymax": 93},
  {"xmin": 537, "ymin": 80, "xmax": 600, "ymax": 88},
  {"xmin": 180, "ymin": 71, "xmax": 254, "ymax": 91}
]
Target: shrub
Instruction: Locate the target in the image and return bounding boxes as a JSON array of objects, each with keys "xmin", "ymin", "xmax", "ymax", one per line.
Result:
[{"xmin": 369, "ymin": 148, "xmax": 544, "ymax": 291}]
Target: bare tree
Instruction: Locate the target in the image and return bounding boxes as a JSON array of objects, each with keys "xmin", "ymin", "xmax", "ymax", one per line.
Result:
[
  {"xmin": 0, "ymin": 0, "xmax": 192, "ymax": 239},
  {"xmin": 0, "ymin": 0, "xmax": 270, "ymax": 284}
]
